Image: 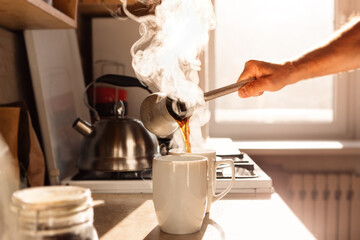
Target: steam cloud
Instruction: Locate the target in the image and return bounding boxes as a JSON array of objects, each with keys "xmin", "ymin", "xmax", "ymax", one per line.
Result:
[{"xmin": 123, "ymin": 0, "xmax": 216, "ymax": 147}]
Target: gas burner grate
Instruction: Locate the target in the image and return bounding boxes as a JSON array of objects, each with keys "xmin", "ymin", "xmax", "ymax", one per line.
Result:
[
  {"xmin": 71, "ymin": 154, "xmax": 257, "ymax": 181},
  {"xmin": 216, "ymin": 153, "xmax": 258, "ymax": 179},
  {"xmin": 71, "ymin": 170, "xmax": 152, "ymax": 181}
]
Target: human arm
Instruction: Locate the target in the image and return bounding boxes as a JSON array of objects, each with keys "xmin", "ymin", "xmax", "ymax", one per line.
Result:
[{"xmin": 238, "ymin": 17, "xmax": 360, "ymax": 98}]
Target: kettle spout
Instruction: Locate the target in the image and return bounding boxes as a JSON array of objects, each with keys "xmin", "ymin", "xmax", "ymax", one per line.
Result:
[{"xmin": 73, "ymin": 118, "xmax": 93, "ymax": 137}]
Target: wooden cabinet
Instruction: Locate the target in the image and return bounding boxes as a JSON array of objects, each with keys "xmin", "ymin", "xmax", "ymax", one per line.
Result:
[
  {"xmin": 0, "ymin": 0, "xmax": 78, "ymax": 30},
  {"xmin": 0, "ymin": 0, "xmax": 157, "ymax": 30}
]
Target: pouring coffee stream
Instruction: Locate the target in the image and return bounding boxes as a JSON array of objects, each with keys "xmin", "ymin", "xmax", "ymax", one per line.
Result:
[{"xmin": 140, "ymin": 78, "xmax": 255, "ymax": 153}]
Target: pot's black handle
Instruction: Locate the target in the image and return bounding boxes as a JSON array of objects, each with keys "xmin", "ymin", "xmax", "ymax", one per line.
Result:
[{"xmin": 94, "ymin": 74, "xmax": 153, "ymax": 94}]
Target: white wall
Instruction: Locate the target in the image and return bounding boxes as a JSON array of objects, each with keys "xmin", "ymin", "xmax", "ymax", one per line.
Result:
[{"xmin": 92, "ymin": 18, "xmax": 153, "ymax": 120}]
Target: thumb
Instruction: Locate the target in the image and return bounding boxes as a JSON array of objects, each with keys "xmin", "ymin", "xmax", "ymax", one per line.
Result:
[{"xmin": 238, "ymin": 69, "xmax": 254, "ymax": 82}]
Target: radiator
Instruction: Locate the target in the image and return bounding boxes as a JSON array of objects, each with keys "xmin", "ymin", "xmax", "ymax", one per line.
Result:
[{"xmin": 287, "ymin": 173, "xmax": 360, "ymax": 240}]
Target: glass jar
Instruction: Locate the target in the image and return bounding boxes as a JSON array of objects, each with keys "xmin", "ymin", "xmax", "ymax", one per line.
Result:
[{"xmin": 11, "ymin": 186, "xmax": 103, "ymax": 240}]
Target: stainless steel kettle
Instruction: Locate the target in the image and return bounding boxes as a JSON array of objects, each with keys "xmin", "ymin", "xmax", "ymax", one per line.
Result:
[{"xmin": 73, "ymin": 75, "xmax": 159, "ymax": 172}]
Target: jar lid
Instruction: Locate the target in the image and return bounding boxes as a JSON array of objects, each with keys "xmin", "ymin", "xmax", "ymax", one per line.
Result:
[
  {"xmin": 11, "ymin": 186, "xmax": 92, "ymax": 212},
  {"xmin": 11, "ymin": 186, "xmax": 104, "ymax": 236}
]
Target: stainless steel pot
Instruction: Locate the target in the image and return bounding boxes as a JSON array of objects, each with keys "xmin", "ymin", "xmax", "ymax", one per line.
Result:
[
  {"xmin": 139, "ymin": 78, "xmax": 255, "ymax": 138},
  {"xmin": 140, "ymin": 92, "xmax": 190, "ymax": 138}
]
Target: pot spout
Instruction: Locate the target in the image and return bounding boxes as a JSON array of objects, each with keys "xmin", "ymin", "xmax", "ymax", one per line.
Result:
[{"xmin": 73, "ymin": 118, "xmax": 93, "ymax": 137}]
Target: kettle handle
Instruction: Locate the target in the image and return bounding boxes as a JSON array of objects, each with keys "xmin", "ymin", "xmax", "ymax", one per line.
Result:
[
  {"xmin": 95, "ymin": 74, "xmax": 153, "ymax": 94},
  {"xmin": 84, "ymin": 74, "xmax": 153, "ymax": 121}
]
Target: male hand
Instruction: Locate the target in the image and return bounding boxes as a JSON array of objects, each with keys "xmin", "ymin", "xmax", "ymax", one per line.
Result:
[{"xmin": 237, "ymin": 60, "xmax": 293, "ymax": 98}]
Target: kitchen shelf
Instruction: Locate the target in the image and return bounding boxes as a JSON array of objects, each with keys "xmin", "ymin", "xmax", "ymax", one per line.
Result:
[
  {"xmin": 79, "ymin": 0, "xmax": 121, "ymax": 16},
  {"xmin": 0, "ymin": 0, "xmax": 78, "ymax": 30},
  {"xmin": 78, "ymin": 0, "xmax": 155, "ymax": 17}
]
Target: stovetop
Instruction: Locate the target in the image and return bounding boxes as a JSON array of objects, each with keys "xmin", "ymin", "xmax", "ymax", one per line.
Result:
[
  {"xmin": 70, "ymin": 153, "xmax": 257, "ymax": 181},
  {"xmin": 63, "ymin": 153, "xmax": 273, "ymax": 194},
  {"xmin": 62, "ymin": 138, "xmax": 273, "ymax": 194}
]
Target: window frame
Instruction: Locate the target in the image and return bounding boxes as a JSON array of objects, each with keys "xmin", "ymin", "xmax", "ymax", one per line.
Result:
[{"xmin": 202, "ymin": 0, "xmax": 360, "ymax": 141}]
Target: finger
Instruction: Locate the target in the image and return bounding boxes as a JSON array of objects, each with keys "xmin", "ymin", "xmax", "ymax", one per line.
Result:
[
  {"xmin": 238, "ymin": 79, "xmax": 264, "ymax": 98},
  {"xmin": 238, "ymin": 84, "xmax": 250, "ymax": 98}
]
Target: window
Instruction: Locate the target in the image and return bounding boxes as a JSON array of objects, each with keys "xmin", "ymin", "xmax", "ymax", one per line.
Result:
[{"xmin": 206, "ymin": 0, "xmax": 360, "ymax": 140}]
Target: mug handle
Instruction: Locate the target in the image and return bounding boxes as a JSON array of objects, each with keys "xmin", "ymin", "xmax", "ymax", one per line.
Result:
[{"xmin": 212, "ymin": 159, "xmax": 235, "ymax": 202}]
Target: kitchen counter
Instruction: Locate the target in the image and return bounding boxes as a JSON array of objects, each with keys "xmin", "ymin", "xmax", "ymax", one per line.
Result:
[{"xmin": 92, "ymin": 193, "xmax": 316, "ymax": 240}]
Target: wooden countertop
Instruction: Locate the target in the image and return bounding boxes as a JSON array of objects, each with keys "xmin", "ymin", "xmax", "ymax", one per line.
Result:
[{"xmin": 92, "ymin": 193, "xmax": 316, "ymax": 240}]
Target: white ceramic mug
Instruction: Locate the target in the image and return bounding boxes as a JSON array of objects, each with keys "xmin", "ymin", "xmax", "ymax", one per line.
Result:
[
  {"xmin": 169, "ymin": 148, "xmax": 235, "ymax": 213},
  {"xmin": 152, "ymin": 155, "xmax": 209, "ymax": 234}
]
